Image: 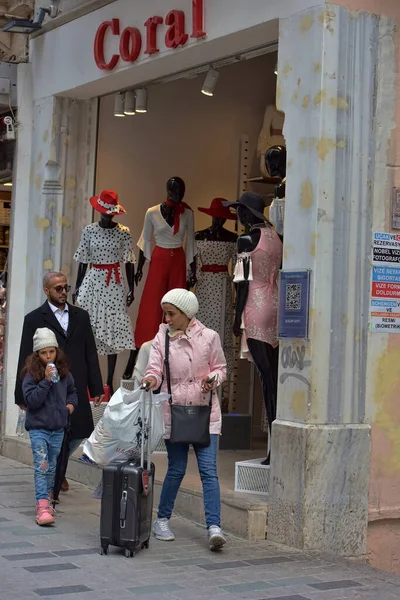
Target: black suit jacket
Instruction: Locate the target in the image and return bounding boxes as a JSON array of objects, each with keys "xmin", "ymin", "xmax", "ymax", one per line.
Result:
[{"xmin": 15, "ymin": 302, "xmax": 104, "ymax": 439}]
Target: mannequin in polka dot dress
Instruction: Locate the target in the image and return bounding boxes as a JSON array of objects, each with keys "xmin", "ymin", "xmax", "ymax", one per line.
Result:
[{"xmin": 73, "ymin": 190, "xmax": 136, "ymax": 394}]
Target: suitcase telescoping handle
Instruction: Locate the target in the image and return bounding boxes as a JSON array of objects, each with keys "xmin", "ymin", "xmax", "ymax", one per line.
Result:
[{"xmin": 140, "ymin": 383, "xmax": 153, "ymax": 472}]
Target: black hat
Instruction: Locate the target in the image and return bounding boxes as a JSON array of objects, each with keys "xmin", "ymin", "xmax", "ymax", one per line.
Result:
[{"xmin": 223, "ymin": 192, "xmax": 268, "ymax": 222}]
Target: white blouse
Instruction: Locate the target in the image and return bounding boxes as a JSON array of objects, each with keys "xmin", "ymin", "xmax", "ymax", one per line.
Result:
[{"xmin": 137, "ymin": 204, "xmax": 197, "ymax": 267}]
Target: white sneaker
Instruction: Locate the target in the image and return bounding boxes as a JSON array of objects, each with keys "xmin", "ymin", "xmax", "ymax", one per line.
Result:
[
  {"xmin": 153, "ymin": 518, "xmax": 175, "ymax": 541},
  {"xmin": 208, "ymin": 525, "xmax": 226, "ymax": 550}
]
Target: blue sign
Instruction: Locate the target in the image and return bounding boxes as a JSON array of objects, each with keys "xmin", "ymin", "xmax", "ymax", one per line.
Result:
[
  {"xmin": 278, "ymin": 270, "xmax": 311, "ymax": 339},
  {"xmin": 372, "ymin": 265, "xmax": 400, "ymax": 283}
]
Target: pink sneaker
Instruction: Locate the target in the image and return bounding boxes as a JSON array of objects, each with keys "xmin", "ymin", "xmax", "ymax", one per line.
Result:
[{"xmin": 35, "ymin": 500, "xmax": 55, "ymax": 526}]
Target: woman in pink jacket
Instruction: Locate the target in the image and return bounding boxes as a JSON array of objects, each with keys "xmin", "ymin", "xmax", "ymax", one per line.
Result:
[{"xmin": 142, "ymin": 288, "xmax": 227, "ymax": 551}]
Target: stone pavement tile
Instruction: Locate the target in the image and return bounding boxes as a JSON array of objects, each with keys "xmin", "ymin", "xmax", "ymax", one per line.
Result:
[
  {"xmin": 127, "ymin": 584, "xmax": 183, "ymax": 595},
  {"xmin": 162, "ymin": 557, "xmax": 212, "ymax": 567},
  {"xmin": 308, "ymin": 580, "xmax": 362, "ymax": 591},
  {"xmin": 246, "ymin": 557, "xmax": 295, "ymax": 566},
  {"xmin": 0, "ymin": 540, "xmax": 35, "ymax": 550},
  {"xmin": 3, "ymin": 551, "xmax": 57, "ymax": 561},
  {"xmin": 269, "ymin": 576, "xmax": 321, "ymax": 588},
  {"xmin": 198, "ymin": 560, "xmax": 251, "ymax": 571},
  {"xmin": 33, "ymin": 584, "xmax": 92, "ymax": 596},
  {"xmin": 53, "ymin": 548, "xmax": 99, "ymax": 557},
  {"xmin": 261, "ymin": 596, "xmax": 310, "ymax": 600},
  {"xmin": 221, "ymin": 581, "xmax": 275, "ymax": 593},
  {"xmin": 24, "ymin": 562, "xmax": 80, "ymax": 573}
]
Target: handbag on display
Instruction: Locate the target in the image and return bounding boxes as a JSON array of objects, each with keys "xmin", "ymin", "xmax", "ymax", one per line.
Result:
[{"xmin": 164, "ymin": 333, "xmax": 212, "ymax": 448}]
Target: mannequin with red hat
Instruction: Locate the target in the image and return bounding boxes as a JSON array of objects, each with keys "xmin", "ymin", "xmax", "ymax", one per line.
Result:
[
  {"xmin": 195, "ymin": 198, "xmax": 237, "ymax": 377},
  {"xmin": 132, "ymin": 176, "xmax": 197, "ymax": 357},
  {"xmin": 225, "ymin": 192, "xmax": 283, "ymax": 464},
  {"xmin": 73, "ymin": 190, "xmax": 136, "ymax": 394}
]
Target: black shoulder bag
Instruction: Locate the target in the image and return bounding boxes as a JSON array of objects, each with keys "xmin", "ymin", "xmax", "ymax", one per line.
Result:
[{"xmin": 164, "ymin": 333, "xmax": 212, "ymax": 448}]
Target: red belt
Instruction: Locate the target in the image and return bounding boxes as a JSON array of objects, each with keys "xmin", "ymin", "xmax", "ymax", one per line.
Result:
[
  {"xmin": 92, "ymin": 263, "xmax": 121, "ymax": 286},
  {"xmin": 201, "ymin": 265, "xmax": 228, "ymax": 273}
]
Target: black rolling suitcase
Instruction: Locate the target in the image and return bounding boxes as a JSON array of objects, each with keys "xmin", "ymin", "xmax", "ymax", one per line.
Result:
[{"xmin": 99, "ymin": 387, "xmax": 155, "ymax": 558}]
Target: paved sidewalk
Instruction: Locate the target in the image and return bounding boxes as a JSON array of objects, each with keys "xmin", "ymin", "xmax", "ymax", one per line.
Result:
[{"xmin": 0, "ymin": 456, "xmax": 399, "ymax": 600}]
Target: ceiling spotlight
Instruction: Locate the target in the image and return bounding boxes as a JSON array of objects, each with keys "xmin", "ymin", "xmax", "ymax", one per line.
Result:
[
  {"xmin": 114, "ymin": 93, "xmax": 125, "ymax": 118},
  {"xmin": 3, "ymin": 181, "xmax": 12, "ymax": 187},
  {"xmin": 274, "ymin": 63, "xmax": 278, "ymax": 75},
  {"xmin": 201, "ymin": 68, "xmax": 219, "ymax": 97},
  {"xmin": 124, "ymin": 91, "xmax": 136, "ymax": 115},
  {"xmin": 135, "ymin": 89, "xmax": 147, "ymax": 113}
]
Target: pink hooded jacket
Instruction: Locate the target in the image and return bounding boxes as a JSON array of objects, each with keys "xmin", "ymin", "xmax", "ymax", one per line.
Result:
[{"xmin": 145, "ymin": 320, "xmax": 227, "ymax": 438}]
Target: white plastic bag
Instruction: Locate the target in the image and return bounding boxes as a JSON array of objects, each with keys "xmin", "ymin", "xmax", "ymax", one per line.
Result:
[{"xmin": 83, "ymin": 387, "xmax": 167, "ymax": 467}]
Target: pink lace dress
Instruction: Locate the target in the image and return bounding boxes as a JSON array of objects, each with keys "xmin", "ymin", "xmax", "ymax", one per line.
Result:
[{"xmin": 234, "ymin": 227, "xmax": 283, "ymax": 355}]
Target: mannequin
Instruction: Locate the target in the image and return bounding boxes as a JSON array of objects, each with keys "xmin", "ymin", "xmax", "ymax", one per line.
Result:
[
  {"xmin": 227, "ymin": 192, "xmax": 283, "ymax": 464},
  {"xmin": 125, "ymin": 177, "xmax": 197, "ymax": 377},
  {"xmin": 195, "ymin": 198, "xmax": 237, "ymax": 377},
  {"xmin": 265, "ymin": 145, "xmax": 286, "ymax": 235},
  {"xmin": 73, "ymin": 190, "xmax": 136, "ymax": 395}
]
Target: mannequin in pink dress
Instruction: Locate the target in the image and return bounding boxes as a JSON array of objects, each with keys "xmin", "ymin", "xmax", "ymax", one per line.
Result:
[{"xmin": 225, "ymin": 193, "xmax": 283, "ymax": 464}]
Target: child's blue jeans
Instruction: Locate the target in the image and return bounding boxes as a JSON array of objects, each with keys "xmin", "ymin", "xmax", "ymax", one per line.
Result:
[{"xmin": 29, "ymin": 429, "xmax": 64, "ymax": 502}]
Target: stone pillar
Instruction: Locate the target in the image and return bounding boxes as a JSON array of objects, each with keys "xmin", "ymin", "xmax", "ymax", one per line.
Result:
[{"xmin": 268, "ymin": 5, "xmax": 395, "ymax": 556}]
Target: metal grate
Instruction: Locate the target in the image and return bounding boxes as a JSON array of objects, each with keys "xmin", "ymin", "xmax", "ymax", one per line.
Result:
[{"xmin": 234, "ymin": 458, "xmax": 270, "ymax": 495}]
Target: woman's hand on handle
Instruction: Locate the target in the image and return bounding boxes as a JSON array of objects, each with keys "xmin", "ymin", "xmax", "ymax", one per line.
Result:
[{"xmin": 141, "ymin": 377, "xmax": 157, "ymax": 390}]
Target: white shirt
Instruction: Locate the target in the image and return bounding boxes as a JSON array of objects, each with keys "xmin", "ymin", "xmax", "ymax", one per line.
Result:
[
  {"xmin": 48, "ymin": 301, "xmax": 69, "ymax": 333},
  {"xmin": 137, "ymin": 204, "xmax": 197, "ymax": 267}
]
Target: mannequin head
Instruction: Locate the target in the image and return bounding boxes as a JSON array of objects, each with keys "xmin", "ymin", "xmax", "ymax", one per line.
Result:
[
  {"xmin": 212, "ymin": 217, "xmax": 226, "ymax": 229},
  {"xmin": 235, "ymin": 192, "xmax": 267, "ymax": 228},
  {"xmin": 265, "ymin": 145, "xmax": 286, "ymax": 180},
  {"xmin": 166, "ymin": 177, "xmax": 186, "ymax": 203}
]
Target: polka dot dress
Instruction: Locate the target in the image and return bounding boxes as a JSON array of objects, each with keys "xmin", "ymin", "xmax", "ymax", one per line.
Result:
[
  {"xmin": 73, "ymin": 222, "xmax": 136, "ymax": 355},
  {"xmin": 195, "ymin": 240, "xmax": 236, "ymax": 372}
]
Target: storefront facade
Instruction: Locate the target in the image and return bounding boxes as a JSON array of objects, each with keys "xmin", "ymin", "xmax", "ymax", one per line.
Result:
[{"xmin": 2, "ymin": 0, "xmax": 400, "ymax": 571}]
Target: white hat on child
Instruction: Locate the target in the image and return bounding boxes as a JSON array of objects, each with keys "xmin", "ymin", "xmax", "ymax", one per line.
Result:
[
  {"xmin": 33, "ymin": 328, "xmax": 59, "ymax": 352},
  {"xmin": 161, "ymin": 289, "xmax": 199, "ymax": 319}
]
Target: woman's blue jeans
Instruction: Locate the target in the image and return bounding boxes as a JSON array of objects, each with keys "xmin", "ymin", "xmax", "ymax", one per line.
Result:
[
  {"xmin": 158, "ymin": 434, "xmax": 221, "ymax": 528},
  {"xmin": 29, "ymin": 429, "xmax": 64, "ymax": 502}
]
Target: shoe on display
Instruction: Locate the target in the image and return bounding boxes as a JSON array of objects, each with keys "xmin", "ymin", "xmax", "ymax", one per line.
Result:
[
  {"xmin": 153, "ymin": 518, "xmax": 175, "ymax": 541},
  {"xmin": 35, "ymin": 500, "xmax": 55, "ymax": 526},
  {"xmin": 208, "ymin": 525, "xmax": 226, "ymax": 550}
]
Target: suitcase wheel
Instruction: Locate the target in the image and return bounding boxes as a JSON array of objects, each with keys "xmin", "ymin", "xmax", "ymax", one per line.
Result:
[
  {"xmin": 99, "ymin": 546, "xmax": 108, "ymax": 556},
  {"xmin": 141, "ymin": 539, "xmax": 150, "ymax": 550},
  {"xmin": 125, "ymin": 548, "xmax": 135, "ymax": 558}
]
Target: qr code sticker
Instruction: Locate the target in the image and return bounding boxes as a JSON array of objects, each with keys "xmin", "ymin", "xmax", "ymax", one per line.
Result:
[{"xmin": 285, "ymin": 283, "xmax": 302, "ymax": 311}]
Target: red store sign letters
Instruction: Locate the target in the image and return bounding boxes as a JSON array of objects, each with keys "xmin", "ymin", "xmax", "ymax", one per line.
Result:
[{"xmin": 94, "ymin": 0, "xmax": 206, "ymax": 71}]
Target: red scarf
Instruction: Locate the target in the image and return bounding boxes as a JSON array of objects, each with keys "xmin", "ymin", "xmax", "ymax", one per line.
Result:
[{"xmin": 165, "ymin": 198, "xmax": 192, "ymax": 234}]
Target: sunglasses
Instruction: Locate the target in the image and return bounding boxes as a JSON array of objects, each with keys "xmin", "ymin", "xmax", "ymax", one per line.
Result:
[{"xmin": 53, "ymin": 285, "xmax": 71, "ymax": 293}]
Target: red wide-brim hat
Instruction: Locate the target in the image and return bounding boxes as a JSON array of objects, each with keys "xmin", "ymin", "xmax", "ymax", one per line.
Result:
[
  {"xmin": 90, "ymin": 190, "xmax": 126, "ymax": 216},
  {"xmin": 198, "ymin": 198, "xmax": 237, "ymax": 220}
]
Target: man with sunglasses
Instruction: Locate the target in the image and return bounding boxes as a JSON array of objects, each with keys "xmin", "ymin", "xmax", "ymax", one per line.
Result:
[{"xmin": 15, "ymin": 272, "xmax": 104, "ymax": 492}]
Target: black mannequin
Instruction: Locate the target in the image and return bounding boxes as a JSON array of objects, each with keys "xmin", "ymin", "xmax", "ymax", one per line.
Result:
[
  {"xmin": 195, "ymin": 217, "xmax": 237, "ymax": 243},
  {"xmin": 123, "ymin": 177, "xmax": 196, "ymax": 379},
  {"xmin": 135, "ymin": 177, "xmax": 196, "ymax": 288},
  {"xmin": 73, "ymin": 212, "xmax": 135, "ymax": 395},
  {"xmin": 232, "ymin": 194, "xmax": 281, "ymax": 465},
  {"xmin": 265, "ymin": 145, "xmax": 286, "ymax": 199}
]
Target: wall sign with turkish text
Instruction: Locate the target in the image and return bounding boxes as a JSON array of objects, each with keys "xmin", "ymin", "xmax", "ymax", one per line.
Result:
[
  {"xmin": 94, "ymin": 0, "xmax": 206, "ymax": 71},
  {"xmin": 370, "ymin": 233, "xmax": 400, "ymax": 332}
]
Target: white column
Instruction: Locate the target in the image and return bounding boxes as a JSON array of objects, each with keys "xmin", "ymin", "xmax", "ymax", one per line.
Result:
[{"xmin": 269, "ymin": 4, "xmax": 394, "ymax": 556}]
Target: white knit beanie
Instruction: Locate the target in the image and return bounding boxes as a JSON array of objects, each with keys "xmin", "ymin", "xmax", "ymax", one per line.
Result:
[
  {"xmin": 33, "ymin": 328, "xmax": 59, "ymax": 352},
  {"xmin": 161, "ymin": 288, "xmax": 199, "ymax": 319}
]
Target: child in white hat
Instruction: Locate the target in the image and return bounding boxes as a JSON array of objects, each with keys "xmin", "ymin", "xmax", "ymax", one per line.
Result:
[{"xmin": 21, "ymin": 327, "xmax": 78, "ymax": 527}]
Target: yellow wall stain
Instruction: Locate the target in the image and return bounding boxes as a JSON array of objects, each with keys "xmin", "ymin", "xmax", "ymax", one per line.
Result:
[
  {"xmin": 48, "ymin": 201, "xmax": 56, "ymax": 209},
  {"xmin": 310, "ymin": 232, "xmax": 319, "ymax": 257},
  {"xmin": 58, "ymin": 216, "xmax": 72, "ymax": 228},
  {"xmin": 61, "ymin": 263, "xmax": 71, "ymax": 277},
  {"xmin": 299, "ymin": 138, "xmax": 307, "ymax": 151},
  {"xmin": 330, "ymin": 97, "xmax": 349, "ymax": 110},
  {"xmin": 342, "ymin": 315, "xmax": 349, "ymax": 326},
  {"xmin": 43, "ymin": 259, "xmax": 54, "ymax": 271},
  {"xmin": 337, "ymin": 140, "xmax": 347, "ymax": 150},
  {"xmin": 291, "ymin": 91, "xmax": 299, "ymax": 103},
  {"xmin": 314, "ymin": 89, "xmax": 327, "ymax": 105},
  {"xmin": 318, "ymin": 138, "xmax": 336, "ymax": 160},
  {"xmin": 300, "ymin": 15, "xmax": 313, "ymax": 33},
  {"xmin": 36, "ymin": 152, "xmax": 42, "ymax": 164},
  {"xmin": 35, "ymin": 175, "xmax": 42, "ymax": 190},
  {"xmin": 276, "ymin": 84, "xmax": 282, "ymax": 108},
  {"xmin": 68, "ymin": 198, "xmax": 77, "ymax": 210},
  {"xmin": 66, "ymin": 177, "xmax": 76, "ymax": 190},
  {"xmin": 301, "ymin": 180, "xmax": 314, "ymax": 209},
  {"xmin": 302, "ymin": 95, "xmax": 309, "ymax": 109},
  {"xmin": 282, "ymin": 63, "xmax": 292, "ymax": 77},
  {"xmin": 292, "ymin": 390, "xmax": 306, "ymax": 416},
  {"xmin": 43, "ymin": 130, "xmax": 49, "ymax": 142},
  {"xmin": 35, "ymin": 217, "xmax": 50, "ymax": 230},
  {"xmin": 373, "ymin": 349, "xmax": 400, "ymax": 475},
  {"xmin": 314, "ymin": 63, "xmax": 321, "ymax": 74}
]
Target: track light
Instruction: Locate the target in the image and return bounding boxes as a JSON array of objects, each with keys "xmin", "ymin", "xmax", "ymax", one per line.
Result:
[
  {"xmin": 135, "ymin": 89, "xmax": 147, "ymax": 113},
  {"xmin": 114, "ymin": 93, "xmax": 125, "ymax": 117},
  {"xmin": 274, "ymin": 63, "xmax": 278, "ymax": 75},
  {"xmin": 201, "ymin": 68, "xmax": 219, "ymax": 97},
  {"xmin": 124, "ymin": 91, "xmax": 136, "ymax": 115}
]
